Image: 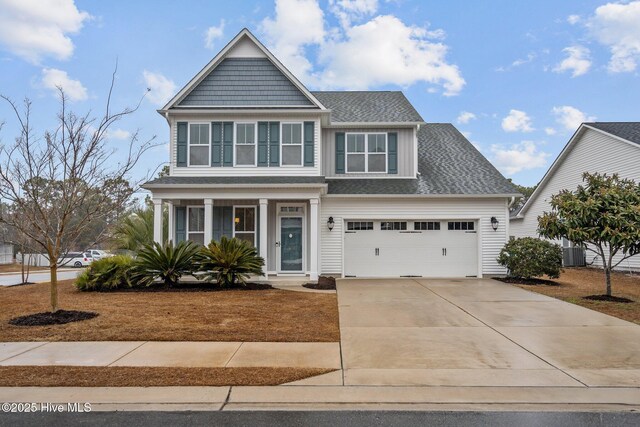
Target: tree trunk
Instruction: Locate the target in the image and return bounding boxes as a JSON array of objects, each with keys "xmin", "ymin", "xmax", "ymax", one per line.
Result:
[
  {"xmin": 50, "ymin": 261, "xmax": 59, "ymax": 313},
  {"xmin": 605, "ymin": 267, "xmax": 612, "ymax": 297}
]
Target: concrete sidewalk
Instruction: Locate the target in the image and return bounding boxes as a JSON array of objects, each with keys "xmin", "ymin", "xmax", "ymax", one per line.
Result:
[{"xmin": 0, "ymin": 341, "xmax": 341, "ymax": 369}]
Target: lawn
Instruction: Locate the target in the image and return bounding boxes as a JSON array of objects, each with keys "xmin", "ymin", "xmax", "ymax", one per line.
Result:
[
  {"xmin": 514, "ymin": 267, "xmax": 640, "ymax": 324},
  {"xmin": 0, "ymin": 280, "xmax": 340, "ymax": 342}
]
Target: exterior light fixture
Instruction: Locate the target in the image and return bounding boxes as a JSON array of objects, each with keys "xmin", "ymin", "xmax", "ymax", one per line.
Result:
[
  {"xmin": 490, "ymin": 216, "xmax": 499, "ymax": 231},
  {"xmin": 327, "ymin": 216, "xmax": 335, "ymax": 231}
]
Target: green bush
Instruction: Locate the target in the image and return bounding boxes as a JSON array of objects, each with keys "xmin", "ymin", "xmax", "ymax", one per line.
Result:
[
  {"xmin": 132, "ymin": 241, "xmax": 201, "ymax": 287},
  {"xmin": 75, "ymin": 255, "xmax": 135, "ymax": 291},
  {"xmin": 198, "ymin": 237, "xmax": 265, "ymax": 287},
  {"xmin": 497, "ymin": 237, "xmax": 562, "ymax": 279}
]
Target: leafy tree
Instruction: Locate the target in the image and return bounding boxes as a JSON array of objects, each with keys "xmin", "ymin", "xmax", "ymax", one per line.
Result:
[
  {"xmin": 132, "ymin": 241, "xmax": 201, "ymax": 287},
  {"xmin": 198, "ymin": 237, "xmax": 265, "ymax": 287},
  {"xmin": 497, "ymin": 237, "xmax": 562, "ymax": 279},
  {"xmin": 0, "ymin": 72, "xmax": 155, "ymax": 312},
  {"xmin": 538, "ymin": 173, "xmax": 640, "ymax": 296},
  {"xmin": 508, "ymin": 180, "xmax": 537, "ymax": 213}
]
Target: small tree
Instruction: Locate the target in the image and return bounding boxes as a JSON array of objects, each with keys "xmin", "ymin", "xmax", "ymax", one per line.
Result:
[
  {"xmin": 0, "ymin": 71, "xmax": 155, "ymax": 312},
  {"xmin": 538, "ymin": 173, "xmax": 640, "ymax": 297}
]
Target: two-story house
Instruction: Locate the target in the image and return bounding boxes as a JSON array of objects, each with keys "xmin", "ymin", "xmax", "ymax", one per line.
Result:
[{"xmin": 143, "ymin": 29, "xmax": 519, "ymax": 280}]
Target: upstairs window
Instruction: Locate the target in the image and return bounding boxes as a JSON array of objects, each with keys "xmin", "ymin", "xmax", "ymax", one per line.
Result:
[
  {"xmin": 188, "ymin": 124, "xmax": 210, "ymax": 166},
  {"xmin": 235, "ymin": 123, "xmax": 256, "ymax": 166},
  {"xmin": 346, "ymin": 133, "xmax": 387, "ymax": 173},
  {"xmin": 282, "ymin": 123, "xmax": 303, "ymax": 166}
]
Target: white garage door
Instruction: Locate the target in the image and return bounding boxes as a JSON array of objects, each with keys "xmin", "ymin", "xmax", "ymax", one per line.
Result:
[{"xmin": 344, "ymin": 220, "xmax": 478, "ymax": 278}]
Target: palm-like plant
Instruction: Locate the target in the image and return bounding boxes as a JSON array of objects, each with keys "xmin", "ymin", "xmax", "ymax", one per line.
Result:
[
  {"xmin": 132, "ymin": 241, "xmax": 201, "ymax": 287},
  {"xmin": 198, "ymin": 237, "xmax": 265, "ymax": 287},
  {"xmin": 113, "ymin": 205, "xmax": 168, "ymax": 251}
]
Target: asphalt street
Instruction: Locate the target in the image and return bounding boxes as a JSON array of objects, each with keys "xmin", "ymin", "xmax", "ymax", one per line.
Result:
[
  {"xmin": 0, "ymin": 270, "xmax": 81, "ymax": 287},
  {"xmin": 1, "ymin": 411, "xmax": 639, "ymax": 427}
]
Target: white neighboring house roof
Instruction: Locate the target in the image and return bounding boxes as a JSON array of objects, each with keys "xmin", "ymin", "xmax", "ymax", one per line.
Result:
[
  {"xmin": 159, "ymin": 28, "xmax": 327, "ymax": 112},
  {"xmin": 513, "ymin": 122, "xmax": 640, "ymax": 220}
]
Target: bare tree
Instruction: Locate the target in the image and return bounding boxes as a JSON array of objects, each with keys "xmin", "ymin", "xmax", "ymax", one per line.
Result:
[{"xmin": 0, "ymin": 71, "xmax": 156, "ymax": 312}]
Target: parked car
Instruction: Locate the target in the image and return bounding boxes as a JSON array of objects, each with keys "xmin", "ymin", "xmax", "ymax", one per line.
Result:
[
  {"xmin": 87, "ymin": 249, "xmax": 112, "ymax": 260},
  {"xmin": 59, "ymin": 252, "xmax": 93, "ymax": 268}
]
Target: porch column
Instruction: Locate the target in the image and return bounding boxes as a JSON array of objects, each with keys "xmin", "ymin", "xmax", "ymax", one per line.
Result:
[
  {"xmin": 309, "ymin": 198, "xmax": 319, "ymax": 281},
  {"xmin": 167, "ymin": 201, "xmax": 174, "ymax": 244},
  {"xmin": 204, "ymin": 198, "xmax": 213, "ymax": 245},
  {"xmin": 259, "ymin": 199, "xmax": 269, "ymax": 278},
  {"xmin": 153, "ymin": 198, "xmax": 163, "ymax": 244}
]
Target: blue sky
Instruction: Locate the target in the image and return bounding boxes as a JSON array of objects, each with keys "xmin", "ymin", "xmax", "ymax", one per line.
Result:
[{"xmin": 0, "ymin": 0, "xmax": 639, "ymax": 187}]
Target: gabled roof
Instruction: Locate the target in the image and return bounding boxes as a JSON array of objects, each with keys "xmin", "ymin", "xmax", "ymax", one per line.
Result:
[
  {"xmin": 160, "ymin": 28, "xmax": 326, "ymax": 111},
  {"xmin": 327, "ymin": 124, "xmax": 520, "ymax": 196},
  {"xmin": 312, "ymin": 91, "xmax": 424, "ymax": 124},
  {"xmin": 514, "ymin": 122, "xmax": 640, "ymax": 219}
]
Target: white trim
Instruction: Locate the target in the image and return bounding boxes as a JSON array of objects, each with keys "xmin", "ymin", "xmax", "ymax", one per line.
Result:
[
  {"xmin": 345, "ymin": 132, "xmax": 388, "ymax": 174},
  {"xmin": 324, "ymin": 193, "xmax": 521, "ymax": 199},
  {"xmin": 161, "ymin": 29, "xmax": 326, "ymax": 111},
  {"xmin": 186, "ymin": 205, "xmax": 205, "ymax": 243},
  {"xmin": 276, "ymin": 202, "xmax": 307, "ymax": 275},
  {"xmin": 280, "ymin": 122, "xmax": 304, "ymax": 167},
  {"xmin": 232, "ymin": 205, "xmax": 257, "ymax": 247},
  {"xmin": 186, "ymin": 122, "xmax": 211, "ymax": 167},
  {"xmin": 163, "ymin": 108, "xmax": 330, "ymax": 116},
  {"xmin": 233, "ymin": 122, "xmax": 258, "ymax": 167},
  {"xmin": 323, "ymin": 122, "xmax": 424, "ymax": 128}
]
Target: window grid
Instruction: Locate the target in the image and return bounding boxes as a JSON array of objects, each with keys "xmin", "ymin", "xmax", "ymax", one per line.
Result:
[
  {"xmin": 235, "ymin": 123, "xmax": 257, "ymax": 166},
  {"xmin": 414, "ymin": 221, "xmax": 441, "ymax": 231},
  {"xmin": 346, "ymin": 221, "xmax": 374, "ymax": 231},
  {"xmin": 188, "ymin": 123, "xmax": 210, "ymax": 166},
  {"xmin": 346, "ymin": 133, "xmax": 387, "ymax": 173},
  {"xmin": 447, "ymin": 221, "xmax": 475, "ymax": 231},
  {"xmin": 281, "ymin": 123, "xmax": 303, "ymax": 166},
  {"xmin": 380, "ymin": 221, "xmax": 407, "ymax": 231}
]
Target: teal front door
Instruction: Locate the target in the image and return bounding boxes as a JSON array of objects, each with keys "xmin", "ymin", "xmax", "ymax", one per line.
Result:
[{"xmin": 280, "ymin": 217, "xmax": 303, "ymax": 272}]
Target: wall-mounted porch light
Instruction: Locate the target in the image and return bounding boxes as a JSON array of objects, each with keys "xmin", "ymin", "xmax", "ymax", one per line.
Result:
[
  {"xmin": 490, "ymin": 216, "xmax": 499, "ymax": 231},
  {"xmin": 327, "ymin": 216, "xmax": 335, "ymax": 231}
]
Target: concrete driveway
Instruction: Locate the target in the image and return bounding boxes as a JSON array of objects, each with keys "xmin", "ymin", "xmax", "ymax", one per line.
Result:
[{"xmin": 337, "ymin": 278, "xmax": 640, "ymax": 387}]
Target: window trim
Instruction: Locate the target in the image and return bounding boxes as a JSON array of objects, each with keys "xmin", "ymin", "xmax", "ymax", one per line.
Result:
[
  {"xmin": 232, "ymin": 205, "xmax": 257, "ymax": 247},
  {"xmin": 345, "ymin": 132, "xmax": 388, "ymax": 174},
  {"xmin": 233, "ymin": 122, "xmax": 258, "ymax": 167},
  {"xmin": 280, "ymin": 122, "xmax": 304, "ymax": 167},
  {"xmin": 186, "ymin": 122, "xmax": 211, "ymax": 168},
  {"xmin": 186, "ymin": 205, "xmax": 205, "ymax": 244}
]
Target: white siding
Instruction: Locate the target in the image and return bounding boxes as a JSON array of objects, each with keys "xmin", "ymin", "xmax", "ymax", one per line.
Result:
[
  {"xmin": 511, "ymin": 128, "xmax": 640, "ymax": 270},
  {"xmin": 169, "ymin": 113, "xmax": 322, "ymax": 176},
  {"xmin": 320, "ymin": 197, "xmax": 508, "ymax": 276},
  {"xmin": 322, "ymin": 127, "xmax": 415, "ymax": 177}
]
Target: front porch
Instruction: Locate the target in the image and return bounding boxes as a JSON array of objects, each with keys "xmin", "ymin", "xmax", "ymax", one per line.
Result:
[{"xmin": 151, "ymin": 196, "xmax": 321, "ymax": 280}]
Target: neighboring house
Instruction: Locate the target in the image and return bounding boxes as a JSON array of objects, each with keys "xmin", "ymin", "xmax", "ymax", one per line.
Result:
[
  {"xmin": 142, "ymin": 29, "xmax": 519, "ymax": 279},
  {"xmin": 510, "ymin": 122, "xmax": 640, "ymax": 271}
]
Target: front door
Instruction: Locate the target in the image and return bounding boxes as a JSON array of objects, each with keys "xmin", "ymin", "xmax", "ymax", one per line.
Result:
[{"xmin": 280, "ymin": 217, "xmax": 303, "ymax": 272}]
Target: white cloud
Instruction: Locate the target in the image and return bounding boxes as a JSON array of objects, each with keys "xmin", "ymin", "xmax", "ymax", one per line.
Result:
[
  {"xmin": 106, "ymin": 128, "xmax": 131, "ymax": 140},
  {"xmin": 143, "ymin": 70, "xmax": 177, "ymax": 106},
  {"xmin": 495, "ymin": 53, "xmax": 536, "ymax": 72},
  {"xmin": 330, "ymin": 0, "xmax": 378, "ymax": 28},
  {"xmin": 501, "ymin": 109, "xmax": 534, "ymax": 133},
  {"xmin": 544, "ymin": 127, "xmax": 557, "ymax": 135},
  {"xmin": 260, "ymin": 0, "xmax": 465, "ymax": 96},
  {"xmin": 0, "ymin": 0, "xmax": 91, "ymax": 63},
  {"xmin": 490, "ymin": 141, "xmax": 550, "ymax": 175},
  {"xmin": 552, "ymin": 105, "xmax": 596, "ymax": 131},
  {"xmin": 567, "ymin": 14, "xmax": 581, "ymax": 25},
  {"xmin": 41, "ymin": 68, "xmax": 87, "ymax": 101},
  {"xmin": 457, "ymin": 111, "xmax": 476, "ymax": 124},
  {"xmin": 554, "ymin": 45, "xmax": 591, "ymax": 77},
  {"xmin": 588, "ymin": 1, "xmax": 640, "ymax": 72},
  {"xmin": 204, "ymin": 20, "xmax": 225, "ymax": 50}
]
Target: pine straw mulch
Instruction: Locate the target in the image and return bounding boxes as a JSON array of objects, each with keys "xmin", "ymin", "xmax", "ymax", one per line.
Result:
[
  {"xmin": 0, "ymin": 366, "xmax": 334, "ymax": 387},
  {"xmin": 511, "ymin": 267, "xmax": 640, "ymax": 324},
  {"xmin": 0, "ymin": 280, "xmax": 340, "ymax": 342}
]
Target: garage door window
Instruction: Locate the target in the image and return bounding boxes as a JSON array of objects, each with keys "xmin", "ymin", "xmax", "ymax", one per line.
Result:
[
  {"xmin": 448, "ymin": 221, "xmax": 474, "ymax": 231},
  {"xmin": 346, "ymin": 221, "xmax": 373, "ymax": 231},
  {"xmin": 381, "ymin": 221, "xmax": 407, "ymax": 231},
  {"xmin": 414, "ymin": 221, "xmax": 441, "ymax": 231}
]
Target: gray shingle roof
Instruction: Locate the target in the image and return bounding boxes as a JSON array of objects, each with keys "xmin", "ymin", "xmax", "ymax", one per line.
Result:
[
  {"xmin": 585, "ymin": 122, "xmax": 640, "ymax": 145},
  {"xmin": 327, "ymin": 124, "xmax": 520, "ymax": 195},
  {"xmin": 312, "ymin": 91, "xmax": 424, "ymax": 123},
  {"xmin": 178, "ymin": 58, "xmax": 315, "ymax": 107},
  {"xmin": 144, "ymin": 176, "xmax": 325, "ymax": 186}
]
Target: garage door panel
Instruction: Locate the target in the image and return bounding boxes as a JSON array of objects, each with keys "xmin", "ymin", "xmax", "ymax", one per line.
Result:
[{"xmin": 344, "ymin": 220, "xmax": 478, "ymax": 278}]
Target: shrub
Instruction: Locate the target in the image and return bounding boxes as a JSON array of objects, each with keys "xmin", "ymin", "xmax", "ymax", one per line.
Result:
[
  {"xmin": 497, "ymin": 237, "xmax": 562, "ymax": 279},
  {"xmin": 198, "ymin": 237, "xmax": 265, "ymax": 287},
  {"xmin": 132, "ymin": 241, "xmax": 201, "ymax": 287},
  {"xmin": 75, "ymin": 255, "xmax": 135, "ymax": 291}
]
